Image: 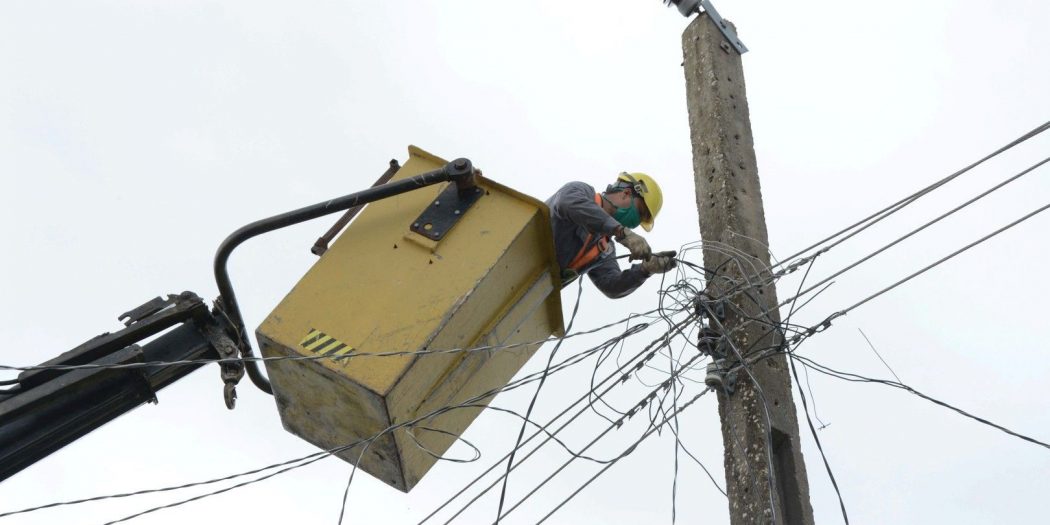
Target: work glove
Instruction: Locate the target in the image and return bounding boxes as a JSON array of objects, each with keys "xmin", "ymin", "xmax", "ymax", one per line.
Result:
[
  {"xmin": 615, "ymin": 228, "xmax": 651, "ymax": 261},
  {"xmin": 641, "ymin": 254, "xmax": 677, "ymax": 276}
]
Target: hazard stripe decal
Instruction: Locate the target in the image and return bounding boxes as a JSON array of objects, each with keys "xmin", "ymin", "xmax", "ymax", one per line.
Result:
[{"xmin": 299, "ymin": 329, "xmax": 354, "ymax": 361}]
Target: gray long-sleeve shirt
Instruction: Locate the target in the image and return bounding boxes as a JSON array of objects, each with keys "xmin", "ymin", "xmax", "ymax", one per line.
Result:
[{"xmin": 546, "ymin": 181, "xmax": 649, "ymax": 298}]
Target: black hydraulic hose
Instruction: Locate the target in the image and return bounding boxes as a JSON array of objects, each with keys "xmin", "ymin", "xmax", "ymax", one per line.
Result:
[{"xmin": 214, "ymin": 158, "xmax": 476, "ymax": 394}]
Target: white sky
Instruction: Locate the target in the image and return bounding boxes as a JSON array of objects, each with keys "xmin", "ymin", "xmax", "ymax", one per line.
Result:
[{"xmin": 2, "ymin": 1, "xmax": 1049, "ymax": 524}]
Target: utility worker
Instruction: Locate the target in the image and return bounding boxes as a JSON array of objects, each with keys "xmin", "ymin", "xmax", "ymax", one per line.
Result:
[{"xmin": 546, "ymin": 172, "xmax": 677, "ymax": 298}]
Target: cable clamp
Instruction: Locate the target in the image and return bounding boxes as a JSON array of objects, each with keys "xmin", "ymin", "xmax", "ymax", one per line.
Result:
[{"xmin": 643, "ymin": 350, "xmax": 658, "ymax": 364}]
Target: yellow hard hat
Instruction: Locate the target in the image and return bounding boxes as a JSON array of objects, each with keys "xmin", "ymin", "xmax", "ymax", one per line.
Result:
[{"xmin": 616, "ymin": 172, "xmax": 663, "ymax": 232}]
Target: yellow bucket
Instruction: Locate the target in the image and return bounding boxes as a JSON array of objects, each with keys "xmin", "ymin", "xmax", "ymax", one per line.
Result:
[{"xmin": 257, "ymin": 146, "xmax": 564, "ymax": 491}]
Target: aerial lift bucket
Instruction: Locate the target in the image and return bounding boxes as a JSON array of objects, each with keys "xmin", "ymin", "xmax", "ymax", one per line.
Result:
[{"xmin": 256, "ymin": 146, "xmax": 564, "ymax": 492}]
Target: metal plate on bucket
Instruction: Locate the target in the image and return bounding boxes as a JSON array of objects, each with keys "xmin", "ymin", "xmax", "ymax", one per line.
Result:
[{"xmin": 409, "ymin": 183, "xmax": 484, "ymax": 241}]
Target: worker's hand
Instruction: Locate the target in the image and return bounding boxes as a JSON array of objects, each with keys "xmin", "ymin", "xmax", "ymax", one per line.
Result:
[
  {"xmin": 615, "ymin": 228, "xmax": 651, "ymax": 261},
  {"xmin": 641, "ymin": 254, "xmax": 677, "ymax": 276}
]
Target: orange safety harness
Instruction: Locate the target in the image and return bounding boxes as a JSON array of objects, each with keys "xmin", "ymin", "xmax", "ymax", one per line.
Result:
[{"xmin": 566, "ymin": 194, "xmax": 611, "ymax": 272}]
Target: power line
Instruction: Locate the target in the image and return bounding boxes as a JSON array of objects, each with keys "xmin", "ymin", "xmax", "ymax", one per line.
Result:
[
  {"xmin": 5, "ymin": 308, "xmax": 664, "ymax": 523},
  {"xmin": 495, "ymin": 278, "xmax": 585, "ymax": 523},
  {"xmin": 858, "ymin": 328, "xmax": 902, "ymax": 383},
  {"xmin": 493, "ymin": 360, "xmax": 708, "ymax": 524},
  {"xmin": 14, "ymin": 209, "xmax": 1045, "ymax": 524},
  {"xmin": 779, "ymin": 156, "xmax": 1050, "ymax": 309},
  {"xmin": 793, "ymin": 354, "xmax": 1050, "ymax": 450},
  {"xmin": 0, "ymin": 450, "xmax": 331, "ymax": 519},
  {"xmin": 775, "ymin": 119, "xmax": 1050, "ymax": 269},
  {"xmin": 430, "ymin": 315, "xmax": 703, "ymax": 524},
  {"xmin": 0, "ymin": 307, "xmax": 668, "ymax": 375},
  {"xmin": 807, "ymin": 200, "xmax": 1050, "ymax": 332},
  {"xmin": 787, "ymin": 353, "xmax": 850, "ymax": 524},
  {"xmin": 534, "ymin": 389, "xmax": 712, "ymax": 525}
]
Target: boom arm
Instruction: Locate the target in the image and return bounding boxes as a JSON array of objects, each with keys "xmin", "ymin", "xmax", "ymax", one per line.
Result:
[{"xmin": 0, "ymin": 292, "xmax": 237, "ymax": 482}]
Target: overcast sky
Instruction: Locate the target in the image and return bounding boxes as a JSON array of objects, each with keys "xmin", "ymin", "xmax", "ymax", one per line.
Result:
[{"xmin": 2, "ymin": 1, "xmax": 1049, "ymax": 524}]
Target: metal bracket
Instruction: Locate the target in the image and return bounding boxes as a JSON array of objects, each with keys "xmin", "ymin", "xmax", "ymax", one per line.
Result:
[
  {"xmin": 665, "ymin": 0, "xmax": 748, "ymax": 54},
  {"xmin": 700, "ymin": 0, "xmax": 747, "ymax": 54},
  {"xmin": 409, "ymin": 183, "xmax": 484, "ymax": 241}
]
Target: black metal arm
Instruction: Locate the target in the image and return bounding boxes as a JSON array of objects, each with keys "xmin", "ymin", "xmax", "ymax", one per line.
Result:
[
  {"xmin": 213, "ymin": 158, "xmax": 476, "ymax": 395},
  {"xmin": 0, "ymin": 292, "xmax": 232, "ymax": 482}
]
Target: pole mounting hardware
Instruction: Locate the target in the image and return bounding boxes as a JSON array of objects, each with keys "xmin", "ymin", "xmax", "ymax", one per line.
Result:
[
  {"xmin": 705, "ymin": 359, "xmax": 738, "ymax": 394},
  {"xmin": 663, "ymin": 0, "xmax": 748, "ymax": 54}
]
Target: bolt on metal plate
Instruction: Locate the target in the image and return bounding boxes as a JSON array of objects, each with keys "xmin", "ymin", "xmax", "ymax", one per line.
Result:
[{"xmin": 408, "ymin": 183, "xmax": 484, "ymax": 241}]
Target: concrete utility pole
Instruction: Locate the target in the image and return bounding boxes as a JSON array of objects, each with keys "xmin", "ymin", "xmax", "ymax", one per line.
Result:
[{"xmin": 681, "ymin": 14, "xmax": 815, "ymax": 525}]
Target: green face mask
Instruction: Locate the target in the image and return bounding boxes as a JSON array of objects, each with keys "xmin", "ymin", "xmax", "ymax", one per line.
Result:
[{"xmin": 613, "ymin": 200, "xmax": 642, "ymax": 229}]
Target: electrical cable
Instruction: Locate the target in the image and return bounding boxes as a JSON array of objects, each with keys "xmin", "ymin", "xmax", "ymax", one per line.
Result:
[
  {"xmin": 805, "ymin": 200, "xmax": 1050, "ymax": 333},
  {"xmin": 494, "ymin": 278, "xmax": 584, "ymax": 523},
  {"xmin": 428, "ymin": 314, "xmax": 700, "ymax": 525},
  {"xmin": 11, "ymin": 313, "xmax": 657, "ymax": 523},
  {"xmin": 700, "ymin": 246, "xmax": 848, "ymax": 524},
  {"xmin": 778, "ymin": 156, "xmax": 1050, "ymax": 309},
  {"xmin": 793, "ymin": 354, "xmax": 1050, "ymax": 450},
  {"xmin": 149, "ymin": 288, "xmax": 677, "ymax": 524},
  {"xmin": 775, "ymin": 254, "xmax": 849, "ymax": 520},
  {"xmin": 0, "ymin": 307, "xmax": 665, "ymax": 375},
  {"xmin": 774, "ymin": 120, "xmax": 1050, "ymax": 269},
  {"xmin": 0, "ymin": 450, "xmax": 332, "ymax": 518},
  {"xmin": 491, "ymin": 354, "xmax": 707, "ymax": 524},
  {"xmin": 534, "ymin": 389, "xmax": 711, "ymax": 525},
  {"xmin": 27, "ymin": 211, "xmax": 1041, "ymax": 525},
  {"xmin": 787, "ymin": 353, "xmax": 849, "ymax": 524},
  {"xmin": 857, "ymin": 328, "xmax": 902, "ymax": 384},
  {"xmin": 703, "ymin": 304, "xmax": 781, "ymax": 525}
]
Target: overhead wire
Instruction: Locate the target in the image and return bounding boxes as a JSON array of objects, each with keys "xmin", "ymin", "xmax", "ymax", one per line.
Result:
[
  {"xmin": 777, "ymin": 253, "xmax": 849, "ymax": 522},
  {"xmin": 803, "ymin": 200, "xmax": 1050, "ymax": 334},
  {"xmin": 502, "ymin": 126, "xmax": 1050, "ymax": 521},
  {"xmin": 7, "ymin": 120, "xmax": 1050, "ymax": 525},
  {"xmin": 534, "ymin": 389, "xmax": 712, "ymax": 525},
  {"xmin": 652, "ymin": 262, "xmax": 729, "ymax": 502},
  {"xmin": 773, "ymin": 119, "xmax": 1050, "ymax": 269},
  {"xmin": 0, "ymin": 307, "xmax": 668, "ymax": 375},
  {"xmin": 18, "ymin": 161, "xmax": 1047, "ymax": 522},
  {"xmin": 778, "ymin": 156, "xmax": 1050, "ymax": 309},
  {"xmin": 425, "ymin": 313, "xmax": 702, "ymax": 525},
  {"xmin": 489, "ymin": 354, "xmax": 708, "ymax": 524},
  {"xmin": 699, "ymin": 243, "xmax": 850, "ymax": 523},
  {"xmin": 787, "ymin": 353, "xmax": 849, "ymax": 524},
  {"xmin": 792, "ymin": 354, "xmax": 1050, "ymax": 450},
  {"xmin": 494, "ymin": 278, "xmax": 585, "ymax": 523},
  {"xmin": 857, "ymin": 328, "xmax": 902, "ymax": 384},
  {"xmin": 439, "ymin": 253, "xmax": 722, "ymax": 524},
  {"xmin": 7, "ymin": 305, "xmax": 662, "ymax": 523}
]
